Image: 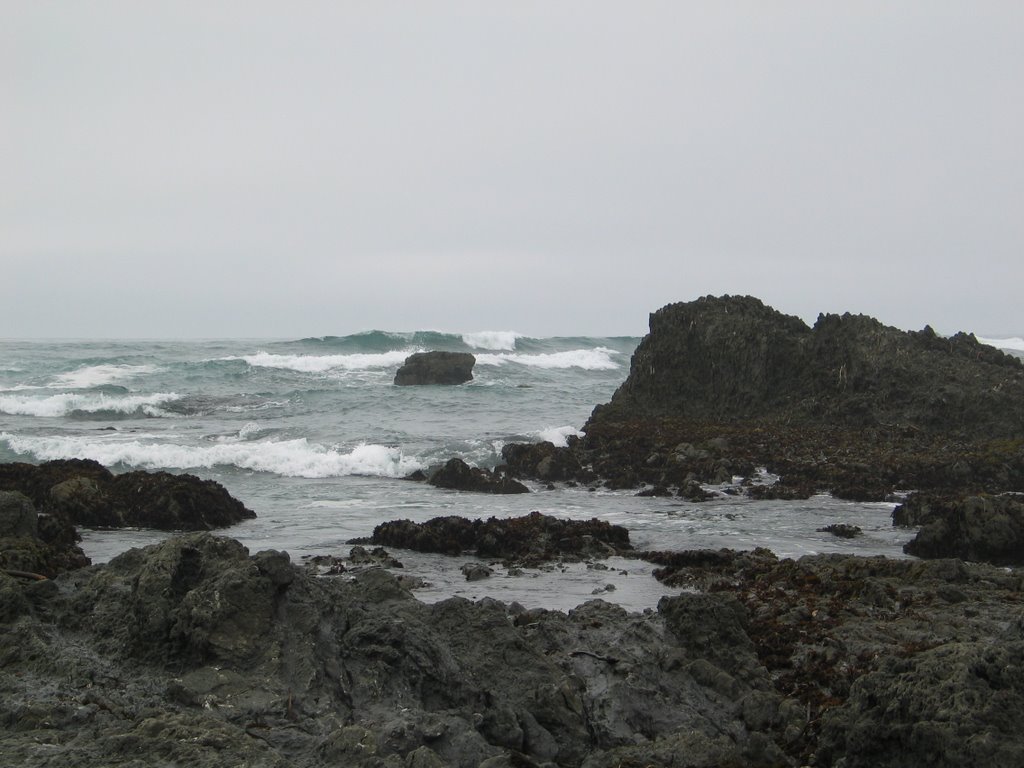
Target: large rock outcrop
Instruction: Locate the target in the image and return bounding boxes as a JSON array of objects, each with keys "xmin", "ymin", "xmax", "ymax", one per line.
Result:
[
  {"xmin": 504, "ymin": 296, "xmax": 1024, "ymax": 502},
  {"xmin": 592, "ymin": 294, "xmax": 1024, "ymax": 434},
  {"xmin": 394, "ymin": 351, "xmax": 476, "ymax": 385}
]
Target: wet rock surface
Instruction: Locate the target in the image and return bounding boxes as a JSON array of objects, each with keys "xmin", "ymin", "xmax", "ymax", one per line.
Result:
[
  {"xmin": 362, "ymin": 511, "xmax": 631, "ymax": 565},
  {"xmin": 394, "ymin": 351, "xmax": 476, "ymax": 386},
  {"xmin": 2, "ymin": 533, "xmax": 1020, "ymax": 767},
  {"xmin": 0, "ymin": 459, "xmax": 256, "ymax": 532},
  {"xmin": 425, "ymin": 458, "xmax": 529, "ymax": 495}
]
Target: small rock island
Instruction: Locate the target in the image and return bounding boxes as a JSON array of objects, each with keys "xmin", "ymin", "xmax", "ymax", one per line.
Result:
[{"xmin": 393, "ymin": 351, "xmax": 476, "ymax": 385}]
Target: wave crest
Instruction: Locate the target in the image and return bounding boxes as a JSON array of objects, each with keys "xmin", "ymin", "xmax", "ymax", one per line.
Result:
[
  {"xmin": 235, "ymin": 351, "xmax": 412, "ymax": 373},
  {"xmin": 0, "ymin": 392, "xmax": 181, "ymax": 418},
  {"xmin": 0, "ymin": 432, "xmax": 423, "ymax": 479},
  {"xmin": 476, "ymin": 347, "xmax": 620, "ymax": 370},
  {"xmin": 50, "ymin": 364, "xmax": 159, "ymax": 389},
  {"xmin": 461, "ymin": 331, "xmax": 521, "ymax": 351}
]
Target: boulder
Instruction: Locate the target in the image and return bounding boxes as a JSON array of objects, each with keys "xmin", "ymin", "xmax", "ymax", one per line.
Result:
[
  {"xmin": 394, "ymin": 351, "xmax": 475, "ymax": 385},
  {"xmin": 500, "ymin": 441, "xmax": 587, "ymax": 483},
  {"xmin": 899, "ymin": 493, "xmax": 1024, "ymax": 565}
]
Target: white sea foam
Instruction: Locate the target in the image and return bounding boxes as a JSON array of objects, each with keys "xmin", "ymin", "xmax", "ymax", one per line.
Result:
[
  {"xmin": 977, "ymin": 336, "xmax": 1024, "ymax": 352},
  {"xmin": 461, "ymin": 331, "xmax": 521, "ymax": 351},
  {"xmin": 0, "ymin": 432, "xmax": 423, "ymax": 479},
  {"xmin": 0, "ymin": 392, "xmax": 181, "ymax": 418},
  {"xmin": 50, "ymin": 364, "xmax": 160, "ymax": 389},
  {"xmin": 535, "ymin": 425, "xmax": 584, "ymax": 447},
  {"xmin": 235, "ymin": 351, "xmax": 412, "ymax": 373},
  {"xmin": 476, "ymin": 347, "xmax": 620, "ymax": 370},
  {"xmin": 213, "ymin": 422, "xmax": 265, "ymax": 443}
]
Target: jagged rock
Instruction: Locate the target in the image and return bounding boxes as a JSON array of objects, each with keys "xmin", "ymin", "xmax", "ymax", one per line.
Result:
[
  {"xmin": 595, "ymin": 295, "xmax": 1024, "ymax": 434},
  {"xmin": 394, "ymin": 351, "xmax": 476, "ymax": 385},
  {"xmin": 427, "ymin": 458, "xmax": 529, "ymax": 494},
  {"xmin": 566, "ymin": 296, "xmax": 1024, "ymax": 497}
]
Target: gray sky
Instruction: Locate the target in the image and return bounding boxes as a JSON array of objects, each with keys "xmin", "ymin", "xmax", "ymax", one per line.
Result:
[{"xmin": 3, "ymin": 2, "xmax": 1022, "ymax": 339}]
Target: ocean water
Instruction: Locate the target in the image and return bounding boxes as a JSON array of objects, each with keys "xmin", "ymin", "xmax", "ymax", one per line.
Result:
[{"xmin": 6, "ymin": 331, "xmax": 1015, "ymax": 610}]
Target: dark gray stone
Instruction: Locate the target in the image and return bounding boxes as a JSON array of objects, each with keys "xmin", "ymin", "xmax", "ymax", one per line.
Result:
[{"xmin": 394, "ymin": 351, "xmax": 475, "ymax": 386}]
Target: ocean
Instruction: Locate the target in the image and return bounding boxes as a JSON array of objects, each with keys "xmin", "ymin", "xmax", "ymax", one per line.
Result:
[{"xmin": 5, "ymin": 331, "xmax": 1019, "ymax": 610}]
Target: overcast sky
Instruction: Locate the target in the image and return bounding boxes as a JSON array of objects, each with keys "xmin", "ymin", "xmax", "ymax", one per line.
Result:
[{"xmin": 2, "ymin": 2, "xmax": 1022, "ymax": 339}]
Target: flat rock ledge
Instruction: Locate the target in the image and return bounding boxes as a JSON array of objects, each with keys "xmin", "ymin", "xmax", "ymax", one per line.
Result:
[{"xmin": 361, "ymin": 510, "xmax": 631, "ymax": 564}]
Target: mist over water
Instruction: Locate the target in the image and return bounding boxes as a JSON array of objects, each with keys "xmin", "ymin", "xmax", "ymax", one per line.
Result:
[{"xmin": 6, "ymin": 330, "xmax": 1017, "ymax": 608}]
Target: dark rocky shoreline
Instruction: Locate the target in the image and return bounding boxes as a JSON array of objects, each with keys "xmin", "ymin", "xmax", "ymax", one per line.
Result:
[{"xmin": 2, "ymin": 295, "xmax": 1023, "ymax": 766}]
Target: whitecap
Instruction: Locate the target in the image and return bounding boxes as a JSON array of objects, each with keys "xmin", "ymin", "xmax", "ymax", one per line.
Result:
[
  {"xmin": 461, "ymin": 331, "xmax": 521, "ymax": 351},
  {"xmin": 50, "ymin": 364, "xmax": 160, "ymax": 389},
  {"xmin": 232, "ymin": 351, "xmax": 413, "ymax": 373},
  {"xmin": 0, "ymin": 392, "xmax": 181, "ymax": 418},
  {"xmin": 475, "ymin": 347, "xmax": 620, "ymax": 370},
  {"xmin": 535, "ymin": 425, "xmax": 584, "ymax": 447},
  {"xmin": 0, "ymin": 432, "xmax": 423, "ymax": 479}
]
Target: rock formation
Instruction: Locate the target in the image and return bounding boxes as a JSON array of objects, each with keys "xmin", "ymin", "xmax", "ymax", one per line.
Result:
[
  {"xmin": 425, "ymin": 457, "xmax": 529, "ymax": 494},
  {"xmin": 592, "ymin": 294, "xmax": 1024, "ymax": 434},
  {"xmin": 0, "ymin": 459, "xmax": 256, "ymax": 531},
  {"xmin": 363, "ymin": 511, "xmax": 631, "ymax": 564},
  {"xmin": 394, "ymin": 351, "xmax": 476, "ymax": 385}
]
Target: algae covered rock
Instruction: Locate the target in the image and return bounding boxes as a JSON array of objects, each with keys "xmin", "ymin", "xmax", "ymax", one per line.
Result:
[{"xmin": 0, "ymin": 459, "xmax": 255, "ymax": 531}]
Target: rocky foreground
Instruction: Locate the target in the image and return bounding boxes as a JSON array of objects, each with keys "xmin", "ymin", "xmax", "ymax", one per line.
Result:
[{"xmin": 3, "ymin": 528, "xmax": 1022, "ymax": 768}]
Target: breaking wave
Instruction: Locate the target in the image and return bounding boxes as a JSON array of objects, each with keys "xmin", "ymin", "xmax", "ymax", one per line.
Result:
[
  {"xmin": 461, "ymin": 331, "xmax": 521, "ymax": 351},
  {"xmin": 0, "ymin": 432, "xmax": 423, "ymax": 479},
  {"xmin": 535, "ymin": 425, "xmax": 584, "ymax": 447},
  {"xmin": 475, "ymin": 348, "xmax": 620, "ymax": 370},
  {"xmin": 50, "ymin": 364, "xmax": 160, "ymax": 389},
  {"xmin": 233, "ymin": 351, "xmax": 412, "ymax": 373},
  {"xmin": 0, "ymin": 392, "xmax": 181, "ymax": 418}
]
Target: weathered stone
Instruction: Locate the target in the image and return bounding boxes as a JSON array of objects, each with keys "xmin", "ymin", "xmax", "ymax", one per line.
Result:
[
  {"xmin": 900, "ymin": 493, "xmax": 1024, "ymax": 565},
  {"xmin": 0, "ymin": 491, "xmax": 37, "ymax": 538}
]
